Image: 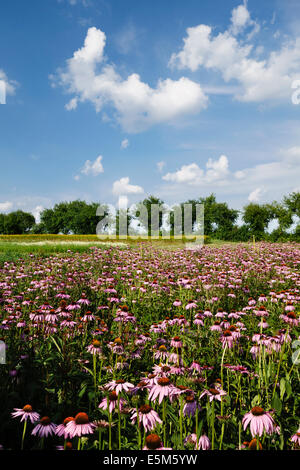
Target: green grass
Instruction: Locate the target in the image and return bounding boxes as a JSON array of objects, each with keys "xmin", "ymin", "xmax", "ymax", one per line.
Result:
[{"xmin": 0, "ymin": 234, "xmax": 211, "ymax": 259}]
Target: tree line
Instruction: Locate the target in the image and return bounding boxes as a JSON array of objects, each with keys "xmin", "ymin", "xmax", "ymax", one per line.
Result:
[{"xmin": 0, "ymin": 192, "xmax": 299, "ymax": 241}]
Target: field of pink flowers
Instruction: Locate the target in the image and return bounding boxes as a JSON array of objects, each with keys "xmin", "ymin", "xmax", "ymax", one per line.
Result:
[{"xmin": 0, "ymin": 242, "xmax": 299, "ymax": 451}]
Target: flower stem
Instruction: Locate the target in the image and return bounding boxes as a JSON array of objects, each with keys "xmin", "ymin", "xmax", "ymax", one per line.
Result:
[{"xmin": 21, "ymin": 419, "xmax": 27, "ymax": 450}]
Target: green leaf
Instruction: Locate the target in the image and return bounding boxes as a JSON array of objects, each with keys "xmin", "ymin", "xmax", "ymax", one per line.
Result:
[
  {"xmin": 271, "ymin": 392, "xmax": 282, "ymax": 414},
  {"xmin": 280, "ymin": 378, "xmax": 286, "ymax": 400}
]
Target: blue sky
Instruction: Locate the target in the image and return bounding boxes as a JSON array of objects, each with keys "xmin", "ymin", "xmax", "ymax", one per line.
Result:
[{"xmin": 1, "ymin": 0, "xmax": 300, "ymax": 221}]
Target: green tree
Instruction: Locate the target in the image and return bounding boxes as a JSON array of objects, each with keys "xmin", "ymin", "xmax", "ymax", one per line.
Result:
[
  {"xmin": 242, "ymin": 203, "xmax": 274, "ymax": 240},
  {"xmin": 2, "ymin": 211, "xmax": 35, "ymax": 234}
]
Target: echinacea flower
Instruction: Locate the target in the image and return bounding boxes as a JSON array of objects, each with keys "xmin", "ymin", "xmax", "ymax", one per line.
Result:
[
  {"xmin": 143, "ymin": 434, "xmax": 172, "ymax": 450},
  {"xmin": 31, "ymin": 416, "xmax": 57, "ymax": 437},
  {"xmin": 98, "ymin": 391, "xmax": 127, "ymax": 414},
  {"xmin": 291, "ymin": 429, "xmax": 300, "ymax": 447},
  {"xmin": 130, "ymin": 404, "xmax": 162, "ymax": 432},
  {"xmin": 65, "ymin": 412, "xmax": 96, "ymax": 438},
  {"xmin": 242, "ymin": 407, "xmax": 276, "ymax": 437},
  {"xmin": 148, "ymin": 377, "xmax": 177, "ymax": 404},
  {"xmin": 104, "ymin": 379, "xmax": 134, "ymax": 395},
  {"xmin": 55, "ymin": 417, "xmax": 75, "ymax": 439},
  {"xmin": 200, "ymin": 387, "xmax": 227, "ymax": 402},
  {"xmin": 198, "ymin": 434, "xmax": 211, "ymax": 450},
  {"xmin": 11, "ymin": 404, "xmax": 40, "ymax": 423}
]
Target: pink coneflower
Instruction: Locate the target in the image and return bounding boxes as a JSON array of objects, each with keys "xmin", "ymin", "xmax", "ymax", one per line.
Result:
[
  {"xmin": 171, "ymin": 336, "xmax": 183, "ymax": 348},
  {"xmin": 86, "ymin": 339, "xmax": 103, "ymax": 355},
  {"xmin": 65, "ymin": 412, "xmax": 96, "ymax": 438},
  {"xmin": 55, "ymin": 417, "xmax": 75, "ymax": 439},
  {"xmin": 168, "ymin": 352, "xmax": 183, "ymax": 366},
  {"xmin": 200, "ymin": 387, "xmax": 227, "ymax": 402},
  {"xmin": 279, "ymin": 311, "xmax": 299, "ymax": 327},
  {"xmin": 221, "ymin": 330, "xmax": 235, "ymax": 349},
  {"xmin": 143, "ymin": 434, "xmax": 172, "ymax": 450},
  {"xmin": 189, "ymin": 361, "xmax": 202, "ymax": 374},
  {"xmin": 77, "ymin": 294, "xmax": 91, "ymax": 305},
  {"xmin": 98, "ymin": 391, "xmax": 127, "ymax": 414},
  {"xmin": 130, "ymin": 404, "xmax": 162, "ymax": 432},
  {"xmin": 31, "ymin": 416, "xmax": 57, "ymax": 437},
  {"xmin": 210, "ymin": 321, "xmax": 222, "ymax": 332},
  {"xmin": 291, "ymin": 429, "xmax": 300, "ymax": 447},
  {"xmin": 254, "ymin": 306, "xmax": 269, "ymax": 317},
  {"xmin": 108, "ymin": 337, "xmax": 125, "ymax": 354},
  {"xmin": 11, "ymin": 404, "xmax": 40, "ymax": 423},
  {"xmin": 198, "ymin": 434, "xmax": 211, "ymax": 450},
  {"xmin": 185, "ymin": 300, "xmax": 197, "ymax": 310},
  {"xmin": 152, "ymin": 364, "xmax": 172, "ymax": 377},
  {"xmin": 258, "ymin": 294, "xmax": 267, "ymax": 302},
  {"xmin": 154, "ymin": 345, "xmax": 169, "ymax": 361},
  {"xmin": 104, "ymin": 379, "xmax": 134, "ymax": 395},
  {"xmin": 148, "ymin": 377, "xmax": 177, "ymax": 404},
  {"xmin": 173, "ymin": 300, "xmax": 181, "ymax": 307},
  {"xmin": 242, "ymin": 407, "xmax": 276, "ymax": 437}
]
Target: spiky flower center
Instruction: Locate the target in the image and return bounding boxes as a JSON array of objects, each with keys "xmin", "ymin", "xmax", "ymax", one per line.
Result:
[
  {"xmin": 145, "ymin": 434, "xmax": 161, "ymax": 449},
  {"xmin": 92, "ymin": 339, "xmax": 101, "ymax": 348},
  {"xmin": 157, "ymin": 377, "xmax": 171, "ymax": 386},
  {"xmin": 251, "ymin": 406, "xmax": 265, "ymax": 416},
  {"xmin": 40, "ymin": 416, "xmax": 51, "ymax": 426},
  {"xmin": 75, "ymin": 412, "xmax": 89, "ymax": 424},
  {"xmin": 209, "ymin": 388, "xmax": 220, "ymax": 396},
  {"xmin": 22, "ymin": 405, "xmax": 32, "ymax": 412},
  {"xmin": 63, "ymin": 417, "xmax": 74, "ymax": 426},
  {"xmin": 185, "ymin": 395, "xmax": 195, "ymax": 403},
  {"xmin": 248, "ymin": 438, "xmax": 262, "ymax": 450},
  {"xmin": 223, "ymin": 330, "xmax": 232, "ymax": 337},
  {"xmin": 139, "ymin": 404, "xmax": 152, "ymax": 414},
  {"xmin": 116, "ymin": 379, "xmax": 125, "ymax": 384},
  {"xmin": 109, "ymin": 391, "xmax": 118, "ymax": 401}
]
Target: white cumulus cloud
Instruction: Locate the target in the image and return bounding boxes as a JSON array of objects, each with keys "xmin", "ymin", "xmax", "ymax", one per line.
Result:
[
  {"xmin": 112, "ymin": 177, "xmax": 144, "ymax": 196},
  {"xmin": 169, "ymin": 2, "xmax": 300, "ymax": 104},
  {"xmin": 52, "ymin": 27, "xmax": 208, "ymax": 133},
  {"xmin": 162, "ymin": 155, "xmax": 229, "ymax": 185},
  {"xmin": 81, "ymin": 155, "xmax": 104, "ymax": 176},
  {"xmin": 248, "ymin": 187, "xmax": 264, "ymax": 202}
]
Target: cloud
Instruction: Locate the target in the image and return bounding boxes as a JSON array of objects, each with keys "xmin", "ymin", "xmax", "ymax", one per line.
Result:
[
  {"xmin": 121, "ymin": 138, "xmax": 129, "ymax": 149},
  {"xmin": 0, "ymin": 201, "xmax": 13, "ymax": 213},
  {"xmin": 248, "ymin": 187, "xmax": 264, "ymax": 202},
  {"xmin": 0, "ymin": 69, "xmax": 18, "ymax": 102},
  {"xmin": 230, "ymin": 1, "xmax": 252, "ymax": 35},
  {"xmin": 52, "ymin": 27, "xmax": 208, "ymax": 133},
  {"xmin": 81, "ymin": 155, "xmax": 104, "ymax": 176},
  {"xmin": 160, "ymin": 147, "xmax": 300, "ymax": 205},
  {"xmin": 169, "ymin": 2, "xmax": 300, "ymax": 103},
  {"xmin": 112, "ymin": 177, "xmax": 144, "ymax": 196},
  {"xmin": 162, "ymin": 155, "xmax": 229, "ymax": 184}
]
